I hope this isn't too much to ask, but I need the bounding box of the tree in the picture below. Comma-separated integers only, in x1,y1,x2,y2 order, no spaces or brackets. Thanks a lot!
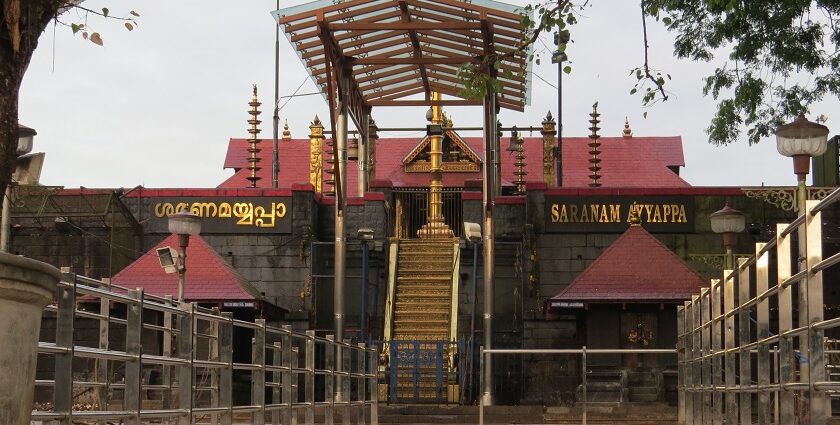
0,1,136,197
464,0,840,146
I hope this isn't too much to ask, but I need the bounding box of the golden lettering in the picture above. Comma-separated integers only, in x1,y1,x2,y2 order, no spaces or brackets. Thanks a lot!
599,204,609,223
275,202,287,218
643,204,653,222
570,205,579,222
662,205,671,222
590,204,600,222
175,203,189,213
652,205,662,223
233,202,254,225
551,204,559,223
218,202,232,218
559,204,568,222
579,204,589,222
610,205,621,223
154,202,175,218
190,202,218,217
678,204,687,223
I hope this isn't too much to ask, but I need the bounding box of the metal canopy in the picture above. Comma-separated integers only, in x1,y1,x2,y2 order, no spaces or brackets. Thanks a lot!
272,0,532,113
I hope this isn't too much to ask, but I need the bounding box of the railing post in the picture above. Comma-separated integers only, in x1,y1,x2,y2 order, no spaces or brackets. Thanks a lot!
737,257,751,425
177,303,195,425
389,342,397,402
162,295,174,413
272,342,283,425
776,223,795,424
755,243,771,425
253,318,267,425
677,305,685,425
478,346,484,425
291,346,300,425
210,308,221,425
96,278,111,424
684,300,694,425
125,289,144,425
701,288,712,425
54,270,75,425
723,270,737,425
805,199,828,425
582,345,587,425
343,338,352,425
305,331,315,425
326,335,336,425
369,348,378,425
710,279,723,425
220,312,233,425
691,295,701,425
282,325,293,425
358,343,367,425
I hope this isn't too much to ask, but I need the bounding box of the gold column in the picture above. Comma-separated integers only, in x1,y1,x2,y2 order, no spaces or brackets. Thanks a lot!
541,111,557,186
588,102,602,188
418,92,453,239
369,119,379,182
246,85,262,188
308,115,324,193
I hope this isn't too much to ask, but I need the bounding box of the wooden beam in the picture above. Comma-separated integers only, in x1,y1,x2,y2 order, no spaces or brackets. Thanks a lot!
351,55,478,65
328,21,482,31
399,0,431,100
367,99,482,107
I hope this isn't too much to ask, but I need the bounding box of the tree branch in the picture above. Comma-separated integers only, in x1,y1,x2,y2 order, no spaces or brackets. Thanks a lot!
640,0,667,101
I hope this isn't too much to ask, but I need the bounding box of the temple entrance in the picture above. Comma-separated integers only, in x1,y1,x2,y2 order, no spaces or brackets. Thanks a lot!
394,188,463,239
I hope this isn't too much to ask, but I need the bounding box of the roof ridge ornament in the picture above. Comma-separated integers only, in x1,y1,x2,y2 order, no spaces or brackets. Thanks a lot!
246,85,262,188
623,116,633,138
282,119,292,140
588,102,602,188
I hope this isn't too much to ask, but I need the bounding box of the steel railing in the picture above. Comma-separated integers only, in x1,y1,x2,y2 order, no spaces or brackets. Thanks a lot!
32,269,378,425
679,188,840,425
479,347,678,425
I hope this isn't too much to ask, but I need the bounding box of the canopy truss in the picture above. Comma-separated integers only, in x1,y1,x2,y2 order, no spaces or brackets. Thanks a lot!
273,0,532,117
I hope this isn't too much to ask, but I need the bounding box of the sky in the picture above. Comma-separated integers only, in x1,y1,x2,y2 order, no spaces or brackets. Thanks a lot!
18,0,840,189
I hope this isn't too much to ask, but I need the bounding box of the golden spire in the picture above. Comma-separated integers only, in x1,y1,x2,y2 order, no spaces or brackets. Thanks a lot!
246,85,262,187
623,117,633,138
588,102,602,188
282,119,292,140
541,110,557,186
514,134,527,194
308,115,324,192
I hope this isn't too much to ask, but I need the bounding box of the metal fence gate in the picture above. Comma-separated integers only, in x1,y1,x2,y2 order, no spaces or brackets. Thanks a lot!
393,189,462,239
679,187,840,425
378,340,464,403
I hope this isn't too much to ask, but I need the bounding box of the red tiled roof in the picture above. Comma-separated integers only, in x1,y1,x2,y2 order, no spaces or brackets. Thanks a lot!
551,225,707,303
112,234,262,302
220,134,688,189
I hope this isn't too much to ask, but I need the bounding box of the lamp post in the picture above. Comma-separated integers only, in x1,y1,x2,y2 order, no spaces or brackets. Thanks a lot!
775,112,829,414
710,203,745,270
168,211,202,302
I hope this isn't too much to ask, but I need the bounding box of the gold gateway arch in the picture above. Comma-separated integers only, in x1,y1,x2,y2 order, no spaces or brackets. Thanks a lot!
274,0,532,403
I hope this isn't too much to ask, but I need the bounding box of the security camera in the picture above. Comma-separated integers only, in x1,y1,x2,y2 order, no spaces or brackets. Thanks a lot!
156,247,180,274
357,228,375,241
463,222,481,244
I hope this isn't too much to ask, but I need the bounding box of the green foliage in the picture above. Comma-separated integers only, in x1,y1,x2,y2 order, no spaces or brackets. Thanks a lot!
62,5,140,46
647,0,840,145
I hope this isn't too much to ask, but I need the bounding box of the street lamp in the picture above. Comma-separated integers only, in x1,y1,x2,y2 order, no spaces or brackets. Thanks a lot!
776,112,829,206
710,203,745,269
168,210,201,302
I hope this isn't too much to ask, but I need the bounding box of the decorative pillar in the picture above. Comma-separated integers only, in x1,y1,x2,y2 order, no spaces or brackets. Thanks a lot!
369,119,379,182
541,111,557,186
308,115,324,193
418,92,453,238
323,123,336,196
514,134,527,194
246,85,262,187
0,254,60,425
588,102,602,188
282,119,292,140
623,117,633,138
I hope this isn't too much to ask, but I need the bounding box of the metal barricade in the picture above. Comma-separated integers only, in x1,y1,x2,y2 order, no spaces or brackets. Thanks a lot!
478,347,677,425
31,270,378,424
679,187,840,425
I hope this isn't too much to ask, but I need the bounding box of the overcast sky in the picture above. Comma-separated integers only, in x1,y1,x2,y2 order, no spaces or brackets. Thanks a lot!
18,0,840,189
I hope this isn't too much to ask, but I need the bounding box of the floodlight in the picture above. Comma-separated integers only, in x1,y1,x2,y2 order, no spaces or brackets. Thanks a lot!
463,222,482,244
156,246,180,274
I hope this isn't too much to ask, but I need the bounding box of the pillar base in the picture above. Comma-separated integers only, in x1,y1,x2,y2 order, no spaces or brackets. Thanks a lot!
417,221,453,239
0,253,60,425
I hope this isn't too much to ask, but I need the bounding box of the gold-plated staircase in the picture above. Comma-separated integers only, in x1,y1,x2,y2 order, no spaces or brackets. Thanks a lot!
382,238,460,402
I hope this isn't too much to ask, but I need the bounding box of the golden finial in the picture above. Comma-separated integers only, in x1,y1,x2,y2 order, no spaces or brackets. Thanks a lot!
246,84,262,187
514,134,527,194
588,102,602,188
623,117,633,138
628,203,642,226
282,119,292,140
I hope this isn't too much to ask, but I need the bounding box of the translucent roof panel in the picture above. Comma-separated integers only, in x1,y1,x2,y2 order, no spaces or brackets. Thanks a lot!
273,0,533,111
